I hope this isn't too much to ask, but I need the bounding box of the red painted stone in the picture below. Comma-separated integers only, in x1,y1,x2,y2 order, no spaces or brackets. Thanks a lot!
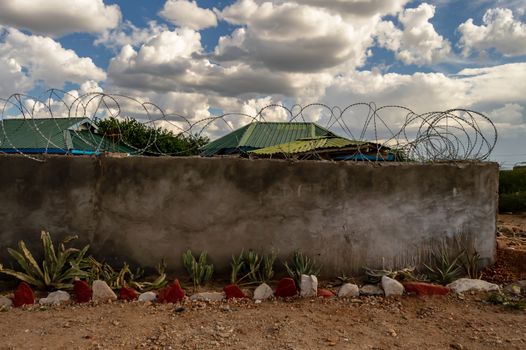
223,284,247,299
274,278,297,298
317,288,335,298
158,279,185,303
74,280,92,303
119,287,139,301
13,282,35,307
403,282,450,296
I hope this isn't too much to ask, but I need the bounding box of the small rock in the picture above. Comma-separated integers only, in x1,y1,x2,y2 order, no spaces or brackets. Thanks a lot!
300,274,318,297
190,292,225,302
92,280,117,302
253,283,273,300
13,282,35,307
174,306,185,313
403,282,450,296
158,279,185,303
360,284,384,296
450,342,464,350
338,283,360,298
138,291,157,302
0,295,13,308
74,280,92,303
223,284,246,299
447,278,500,294
381,276,404,297
119,287,139,301
39,291,70,305
317,289,334,298
274,278,297,298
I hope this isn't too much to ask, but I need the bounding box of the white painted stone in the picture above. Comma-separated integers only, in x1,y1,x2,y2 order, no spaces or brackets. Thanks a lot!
300,274,318,297
0,295,12,308
447,278,500,293
39,290,70,305
337,283,360,298
138,291,157,302
190,292,225,302
360,284,384,296
253,283,274,300
92,280,117,302
381,276,404,297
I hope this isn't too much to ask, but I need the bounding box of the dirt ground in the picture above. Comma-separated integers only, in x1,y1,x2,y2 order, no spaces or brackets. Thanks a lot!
1,214,525,350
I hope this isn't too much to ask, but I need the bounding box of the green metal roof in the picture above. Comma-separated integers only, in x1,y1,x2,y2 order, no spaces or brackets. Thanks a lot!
0,118,131,154
248,136,369,156
200,122,336,156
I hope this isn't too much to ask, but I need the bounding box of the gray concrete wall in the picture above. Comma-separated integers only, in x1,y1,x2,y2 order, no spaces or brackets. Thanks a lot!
0,155,498,276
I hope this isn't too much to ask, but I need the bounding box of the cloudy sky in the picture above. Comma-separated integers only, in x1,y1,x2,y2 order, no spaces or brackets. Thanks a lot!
0,0,525,166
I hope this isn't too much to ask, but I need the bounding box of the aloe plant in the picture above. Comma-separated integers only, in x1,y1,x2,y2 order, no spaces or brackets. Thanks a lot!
83,256,167,292
230,250,277,286
364,266,423,284
128,259,168,292
182,250,214,291
424,244,463,285
0,231,89,290
283,250,321,287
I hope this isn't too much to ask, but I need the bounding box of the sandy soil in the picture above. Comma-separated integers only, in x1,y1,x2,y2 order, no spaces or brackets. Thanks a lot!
1,294,525,350
1,214,525,350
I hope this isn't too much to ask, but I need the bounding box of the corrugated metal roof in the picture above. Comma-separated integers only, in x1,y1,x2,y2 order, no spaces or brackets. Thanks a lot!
200,122,335,156
0,118,88,150
248,136,369,155
0,118,131,154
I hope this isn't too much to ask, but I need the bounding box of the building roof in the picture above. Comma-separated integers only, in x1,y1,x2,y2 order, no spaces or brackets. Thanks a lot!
0,118,132,154
248,135,395,161
200,122,336,156
248,136,368,155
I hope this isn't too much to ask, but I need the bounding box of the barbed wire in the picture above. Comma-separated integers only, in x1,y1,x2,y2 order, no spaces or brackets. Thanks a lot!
0,90,497,163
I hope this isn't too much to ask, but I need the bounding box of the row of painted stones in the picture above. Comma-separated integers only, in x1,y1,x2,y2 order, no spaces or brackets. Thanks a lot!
0,276,500,309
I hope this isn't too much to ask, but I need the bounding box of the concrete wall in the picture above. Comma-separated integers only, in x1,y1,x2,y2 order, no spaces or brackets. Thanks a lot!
0,155,498,276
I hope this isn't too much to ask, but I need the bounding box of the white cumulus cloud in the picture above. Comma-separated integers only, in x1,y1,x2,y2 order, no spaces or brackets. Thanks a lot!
0,28,106,94
159,0,217,30
0,0,121,37
376,3,451,65
94,21,169,50
459,8,526,57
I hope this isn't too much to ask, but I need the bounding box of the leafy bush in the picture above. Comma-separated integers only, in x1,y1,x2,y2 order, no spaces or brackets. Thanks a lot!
182,250,214,291
230,250,277,286
487,292,526,310
96,117,209,156
283,250,321,287
499,193,526,213
499,169,526,213
500,168,526,194
0,231,89,290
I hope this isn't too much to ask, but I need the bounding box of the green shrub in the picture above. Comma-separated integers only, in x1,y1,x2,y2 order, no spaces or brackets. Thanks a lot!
499,192,526,213
499,169,526,213
487,292,526,310
500,168,526,194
